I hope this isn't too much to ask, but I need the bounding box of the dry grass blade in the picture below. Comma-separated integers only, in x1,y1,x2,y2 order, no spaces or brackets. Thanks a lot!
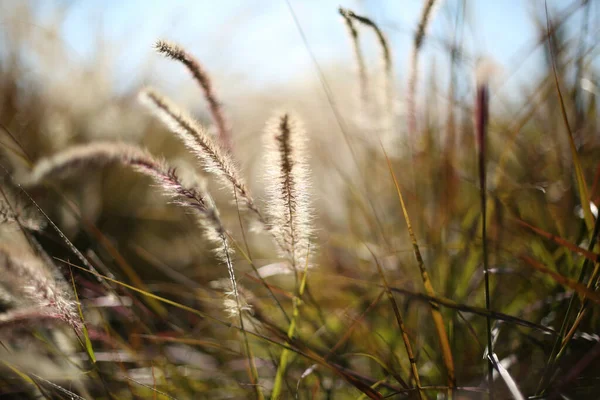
139,88,265,226
536,212,600,395
69,268,95,364
83,222,168,317
263,113,311,272
62,259,383,399
0,246,81,332
382,145,456,388
544,3,594,232
325,290,385,360
548,341,600,400
366,245,423,398
557,259,600,359
534,4,599,394
385,285,556,334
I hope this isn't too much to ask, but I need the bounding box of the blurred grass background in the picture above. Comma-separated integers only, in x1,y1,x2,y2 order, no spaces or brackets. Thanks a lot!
0,0,599,398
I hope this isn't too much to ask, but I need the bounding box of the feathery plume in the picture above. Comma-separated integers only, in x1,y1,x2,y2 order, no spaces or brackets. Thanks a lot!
139,88,266,227
211,278,254,318
0,308,71,332
154,40,232,152
0,246,81,332
26,142,246,323
0,183,46,231
263,113,312,270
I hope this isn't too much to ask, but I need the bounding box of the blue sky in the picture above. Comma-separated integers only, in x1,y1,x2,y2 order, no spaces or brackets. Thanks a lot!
18,0,594,102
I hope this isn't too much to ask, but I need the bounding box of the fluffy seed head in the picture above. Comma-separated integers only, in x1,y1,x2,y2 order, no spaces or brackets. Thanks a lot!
153,40,232,151
25,142,228,250
26,142,245,320
139,88,265,226
263,112,312,270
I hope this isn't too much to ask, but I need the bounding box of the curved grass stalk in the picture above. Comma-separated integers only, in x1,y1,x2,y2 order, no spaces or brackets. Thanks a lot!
154,40,232,152
139,88,267,228
382,145,456,390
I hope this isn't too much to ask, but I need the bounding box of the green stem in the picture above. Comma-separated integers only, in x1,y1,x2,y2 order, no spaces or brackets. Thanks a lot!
271,260,310,399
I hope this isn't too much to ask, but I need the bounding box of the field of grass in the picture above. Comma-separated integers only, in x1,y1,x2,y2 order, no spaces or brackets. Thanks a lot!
0,1,599,399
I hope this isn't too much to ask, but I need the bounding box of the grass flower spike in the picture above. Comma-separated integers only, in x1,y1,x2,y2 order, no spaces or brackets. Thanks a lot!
154,40,232,152
263,112,312,271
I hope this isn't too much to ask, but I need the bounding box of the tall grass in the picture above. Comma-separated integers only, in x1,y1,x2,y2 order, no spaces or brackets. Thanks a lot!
0,1,599,399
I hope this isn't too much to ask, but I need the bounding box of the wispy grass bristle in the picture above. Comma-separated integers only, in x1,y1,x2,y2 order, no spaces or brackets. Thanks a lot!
139,88,266,227
263,112,312,270
26,141,249,331
26,142,227,253
0,246,81,332
154,40,232,151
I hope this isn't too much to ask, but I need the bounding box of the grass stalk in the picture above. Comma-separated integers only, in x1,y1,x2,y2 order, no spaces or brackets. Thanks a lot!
475,76,494,398
271,256,310,399
382,145,455,390
366,245,423,398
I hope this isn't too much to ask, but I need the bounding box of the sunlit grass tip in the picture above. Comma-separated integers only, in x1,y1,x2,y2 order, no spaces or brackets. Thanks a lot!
154,39,232,151
263,112,312,270
138,88,266,227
